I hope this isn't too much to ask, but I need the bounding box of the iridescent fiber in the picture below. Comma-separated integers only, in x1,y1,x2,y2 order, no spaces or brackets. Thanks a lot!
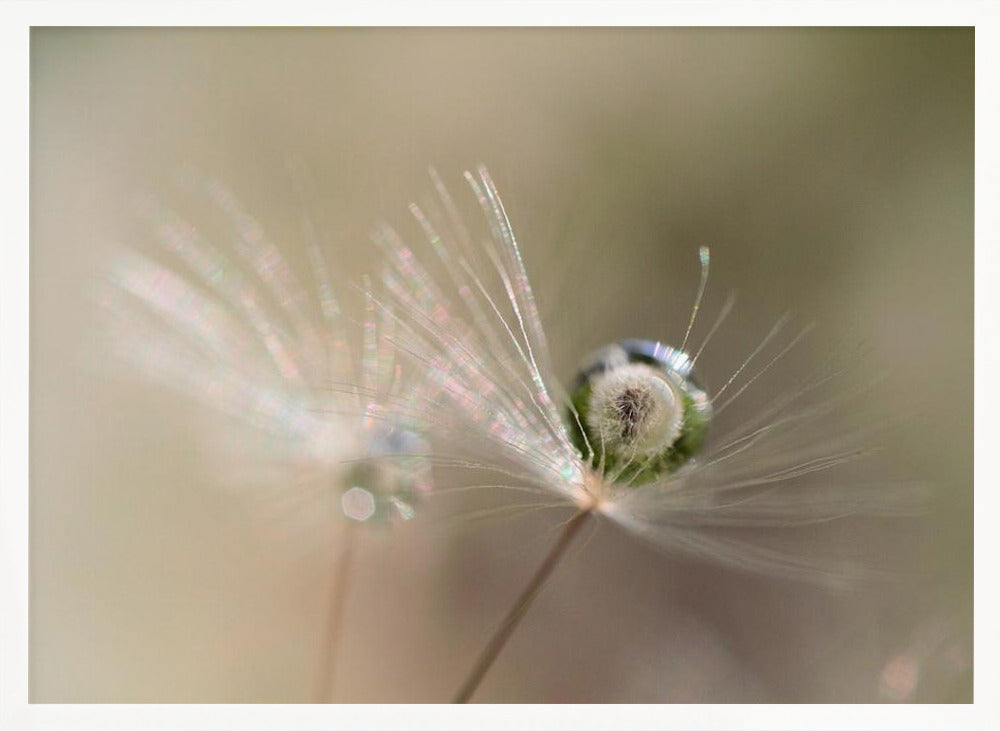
99,175,431,524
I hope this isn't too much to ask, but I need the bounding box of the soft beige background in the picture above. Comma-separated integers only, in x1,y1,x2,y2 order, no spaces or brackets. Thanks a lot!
31,28,972,702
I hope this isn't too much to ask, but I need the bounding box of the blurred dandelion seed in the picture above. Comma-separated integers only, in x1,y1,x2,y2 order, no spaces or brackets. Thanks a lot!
357,165,922,702
97,171,433,703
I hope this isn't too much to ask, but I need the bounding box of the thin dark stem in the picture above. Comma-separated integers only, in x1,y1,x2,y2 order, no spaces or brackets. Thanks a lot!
316,519,358,703
452,508,593,703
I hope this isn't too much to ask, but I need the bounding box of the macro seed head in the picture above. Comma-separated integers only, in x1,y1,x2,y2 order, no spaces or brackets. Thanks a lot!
569,339,712,486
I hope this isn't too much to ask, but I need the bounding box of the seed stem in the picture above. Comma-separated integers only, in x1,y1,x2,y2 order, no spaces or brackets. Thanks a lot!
452,508,593,703
316,519,358,703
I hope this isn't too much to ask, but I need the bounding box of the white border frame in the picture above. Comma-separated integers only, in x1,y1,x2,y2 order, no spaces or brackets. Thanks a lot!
1,3,994,730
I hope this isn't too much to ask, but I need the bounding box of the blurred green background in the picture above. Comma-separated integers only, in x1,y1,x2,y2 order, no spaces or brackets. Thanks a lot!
31,28,972,702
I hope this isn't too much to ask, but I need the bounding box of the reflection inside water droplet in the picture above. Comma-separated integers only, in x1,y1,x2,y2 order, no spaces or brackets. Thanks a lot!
341,486,377,522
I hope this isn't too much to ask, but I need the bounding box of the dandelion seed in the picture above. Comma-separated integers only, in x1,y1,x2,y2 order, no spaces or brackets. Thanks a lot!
100,175,432,524
96,172,433,702
358,165,922,702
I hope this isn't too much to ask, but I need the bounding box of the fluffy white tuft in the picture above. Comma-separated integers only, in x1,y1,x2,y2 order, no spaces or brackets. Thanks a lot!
586,363,684,457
